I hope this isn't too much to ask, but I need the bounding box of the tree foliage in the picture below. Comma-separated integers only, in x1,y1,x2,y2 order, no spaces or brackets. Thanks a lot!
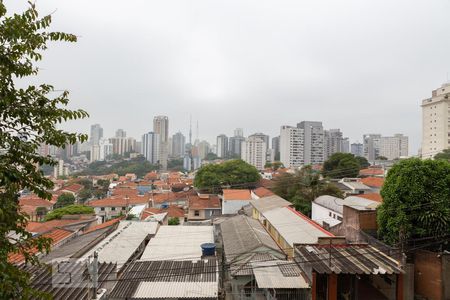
194,159,260,191
204,152,218,161
377,158,450,249
0,3,88,298
44,205,94,221
264,161,284,170
434,149,450,161
78,156,159,177
273,166,343,216
322,153,360,178
55,193,75,208
355,156,370,169
168,217,180,225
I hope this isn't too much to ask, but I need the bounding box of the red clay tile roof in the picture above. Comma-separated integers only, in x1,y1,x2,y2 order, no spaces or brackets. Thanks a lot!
258,178,274,189
150,191,190,204
84,217,122,234
26,219,92,233
359,168,384,176
222,189,252,200
360,177,384,188
8,228,73,264
60,183,84,193
253,187,275,198
87,195,149,207
141,206,185,220
357,193,383,202
19,196,54,208
188,195,221,209
112,187,139,197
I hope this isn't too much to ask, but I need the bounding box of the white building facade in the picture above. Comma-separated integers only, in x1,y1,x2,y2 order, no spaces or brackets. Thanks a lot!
280,126,304,168
241,136,267,170
421,83,450,159
142,132,160,164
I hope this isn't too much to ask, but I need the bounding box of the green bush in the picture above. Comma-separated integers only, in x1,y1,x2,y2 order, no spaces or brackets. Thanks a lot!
45,205,94,221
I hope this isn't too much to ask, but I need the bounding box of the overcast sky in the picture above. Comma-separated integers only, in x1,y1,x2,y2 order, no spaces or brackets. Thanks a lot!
6,0,450,154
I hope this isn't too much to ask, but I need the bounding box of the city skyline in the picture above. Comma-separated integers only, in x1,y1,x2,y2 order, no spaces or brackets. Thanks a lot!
7,1,450,155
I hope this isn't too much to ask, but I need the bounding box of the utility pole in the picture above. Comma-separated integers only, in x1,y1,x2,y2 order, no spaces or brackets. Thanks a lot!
88,251,99,297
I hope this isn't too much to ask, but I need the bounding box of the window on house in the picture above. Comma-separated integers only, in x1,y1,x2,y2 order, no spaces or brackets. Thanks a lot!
337,216,343,221
329,212,332,217
100,207,105,211
194,210,200,216
111,207,116,211
122,207,126,210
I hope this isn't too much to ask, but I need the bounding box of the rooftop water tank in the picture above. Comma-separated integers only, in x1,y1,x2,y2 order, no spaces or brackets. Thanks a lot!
201,243,216,257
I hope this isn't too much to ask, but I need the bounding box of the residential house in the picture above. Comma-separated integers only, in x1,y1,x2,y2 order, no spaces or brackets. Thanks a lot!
250,187,275,199
140,206,185,225
331,178,372,196
187,194,221,221
294,237,404,300
19,195,54,221
58,183,84,198
87,195,149,221
261,206,334,258
220,215,308,298
249,194,292,222
221,189,253,215
139,226,214,261
312,195,344,227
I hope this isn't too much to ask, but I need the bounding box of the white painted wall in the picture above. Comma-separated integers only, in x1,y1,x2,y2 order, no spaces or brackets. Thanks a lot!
311,203,342,227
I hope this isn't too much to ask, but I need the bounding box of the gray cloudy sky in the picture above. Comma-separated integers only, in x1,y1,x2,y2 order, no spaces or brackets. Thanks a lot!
7,0,450,154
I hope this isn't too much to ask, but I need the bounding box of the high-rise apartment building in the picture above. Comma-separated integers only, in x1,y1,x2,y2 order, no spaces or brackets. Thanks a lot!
109,137,136,156
421,83,450,159
280,126,304,168
153,116,169,170
234,128,244,137
324,129,345,159
197,141,210,159
342,138,350,153
249,133,269,150
142,132,160,164
271,136,280,160
297,121,324,165
216,134,228,158
98,139,113,161
229,136,245,157
171,132,186,158
90,124,103,146
115,129,126,138
351,143,364,157
379,134,409,160
241,136,267,170
363,134,381,161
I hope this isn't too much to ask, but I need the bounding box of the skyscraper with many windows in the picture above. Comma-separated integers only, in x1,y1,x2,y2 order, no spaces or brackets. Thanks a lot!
153,116,169,170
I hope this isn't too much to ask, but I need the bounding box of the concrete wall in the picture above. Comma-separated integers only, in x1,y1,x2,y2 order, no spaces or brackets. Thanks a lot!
414,250,443,300
311,203,342,227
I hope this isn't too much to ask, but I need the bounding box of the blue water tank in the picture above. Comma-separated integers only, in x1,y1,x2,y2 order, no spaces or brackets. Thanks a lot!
201,243,216,256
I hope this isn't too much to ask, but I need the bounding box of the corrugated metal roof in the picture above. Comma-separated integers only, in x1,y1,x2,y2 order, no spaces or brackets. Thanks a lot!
109,259,218,299
21,262,116,300
221,215,283,261
249,195,292,213
41,227,112,262
263,207,333,247
140,226,214,261
344,196,380,211
295,244,403,275
229,252,280,276
134,282,218,298
252,261,309,289
80,221,158,269
313,196,344,214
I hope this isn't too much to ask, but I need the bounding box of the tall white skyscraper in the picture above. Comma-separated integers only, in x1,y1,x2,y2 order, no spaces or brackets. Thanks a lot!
98,139,113,161
241,136,267,170
153,116,169,170
351,143,364,157
142,132,160,164
249,133,270,150
421,83,450,159
280,126,304,168
297,121,324,165
90,124,103,146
